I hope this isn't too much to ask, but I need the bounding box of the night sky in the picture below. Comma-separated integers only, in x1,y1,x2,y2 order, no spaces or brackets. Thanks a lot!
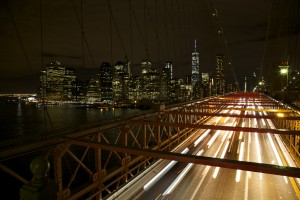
0,0,282,93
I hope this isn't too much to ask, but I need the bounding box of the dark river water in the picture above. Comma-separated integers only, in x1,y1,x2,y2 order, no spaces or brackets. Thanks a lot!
0,102,138,141
0,102,140,199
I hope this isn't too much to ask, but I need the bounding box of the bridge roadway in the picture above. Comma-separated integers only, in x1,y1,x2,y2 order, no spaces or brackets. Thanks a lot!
139,110,299,199
1,92,300,199
107,94,300,200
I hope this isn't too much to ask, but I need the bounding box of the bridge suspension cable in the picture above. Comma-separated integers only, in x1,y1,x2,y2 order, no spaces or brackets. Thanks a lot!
39,0,54,131
105,0,128,62
208,0,240,91
71,0,96,67
5,3,32,73
261,0,300,91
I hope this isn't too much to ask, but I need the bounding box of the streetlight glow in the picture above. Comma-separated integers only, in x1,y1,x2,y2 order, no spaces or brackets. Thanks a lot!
280,68,288,75
276,113,284,117
279,63,289,90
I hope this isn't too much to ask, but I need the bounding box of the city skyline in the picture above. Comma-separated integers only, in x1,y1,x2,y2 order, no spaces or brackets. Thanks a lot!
36,54,232,105
1,1,298,93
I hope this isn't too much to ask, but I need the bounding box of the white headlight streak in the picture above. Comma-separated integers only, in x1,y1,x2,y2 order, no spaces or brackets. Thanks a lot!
143,148,189,191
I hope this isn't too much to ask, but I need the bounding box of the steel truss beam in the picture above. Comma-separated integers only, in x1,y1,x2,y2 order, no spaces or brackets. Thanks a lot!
161,111,300,119
68,138,300,178
130,120,300,136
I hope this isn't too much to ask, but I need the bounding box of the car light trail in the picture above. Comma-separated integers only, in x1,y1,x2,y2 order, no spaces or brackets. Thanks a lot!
190,131,230,199
194,129,210,147
143,148,189,191
267,133,288,184
208,131,231,182
254,133,263,180
266,119,275,129
221,131,229,142
239,132,243,140
244,133,251,200
207,130,221,148
215,116,222,124
228,131,234,139
222,109,230,123
261,119,266,126
213,131,230,158
239,121,245,140
266,119,291,183
236,142,245,182
220,141,230,158
224,117,229,123
275,134,297,168
258,106,267,126
253,118,258,126
162,150,204,196
213,140,230,179
227,119,237,139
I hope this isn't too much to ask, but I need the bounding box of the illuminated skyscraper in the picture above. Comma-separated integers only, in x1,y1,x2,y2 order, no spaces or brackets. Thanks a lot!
86,74,101,103
201,72,209,97
165,61,173,79
216,54,225,95
124,56,131,77
161,62,173,102
191,39,199,85
141,60,152,74
141,60,160,100
100,62,113,103
64,68,76,100
201,73,209,85
112,61,129,102
40,61,76,101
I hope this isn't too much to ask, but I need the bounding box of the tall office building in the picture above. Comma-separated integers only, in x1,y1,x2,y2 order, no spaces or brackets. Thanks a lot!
128,76,142,101
124,56,131,77
216,54,225,95
112,61,129,102
186,75,192,84
141,60,152,74
140,60,160,100
169,78,180,103
74,79,87,102
165,61,173,79
191,39,199,85
202,73,209,85
86,74,101,103
64,68,76,101
100,62,113,103
40,61,75,101
161,62,172,101
201,72,209,97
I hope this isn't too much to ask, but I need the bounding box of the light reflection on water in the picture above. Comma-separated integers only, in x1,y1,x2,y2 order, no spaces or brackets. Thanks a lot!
0,103,137,141
0,103,141,200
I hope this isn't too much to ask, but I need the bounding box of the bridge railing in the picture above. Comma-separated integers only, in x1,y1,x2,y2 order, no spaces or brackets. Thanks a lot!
0,99,208,199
